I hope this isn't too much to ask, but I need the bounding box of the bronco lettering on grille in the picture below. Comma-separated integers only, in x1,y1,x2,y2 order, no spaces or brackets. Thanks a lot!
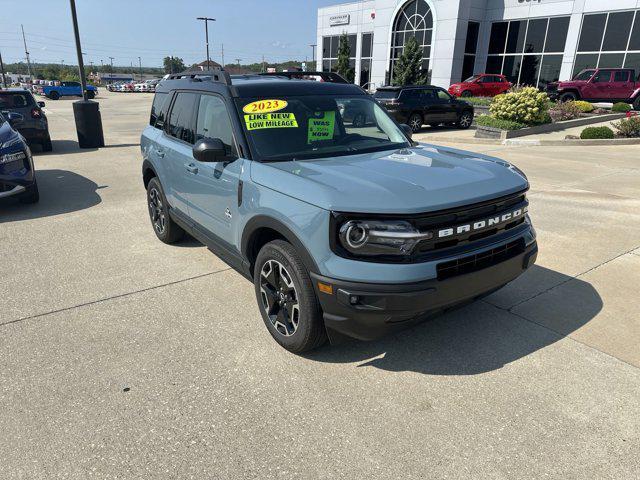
437,206,527,239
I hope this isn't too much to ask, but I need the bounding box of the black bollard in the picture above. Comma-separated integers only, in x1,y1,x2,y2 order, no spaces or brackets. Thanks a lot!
72,99,105,148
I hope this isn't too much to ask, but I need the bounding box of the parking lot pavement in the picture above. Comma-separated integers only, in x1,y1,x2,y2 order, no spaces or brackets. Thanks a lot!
1,91,639,479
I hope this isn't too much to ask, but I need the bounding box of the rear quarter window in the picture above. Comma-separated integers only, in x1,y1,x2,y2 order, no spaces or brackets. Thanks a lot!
150,92,170,129
374,90,400,100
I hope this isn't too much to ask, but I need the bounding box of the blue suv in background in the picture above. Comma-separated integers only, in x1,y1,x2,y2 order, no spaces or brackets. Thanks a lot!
0,110,39,204
141,70,537,353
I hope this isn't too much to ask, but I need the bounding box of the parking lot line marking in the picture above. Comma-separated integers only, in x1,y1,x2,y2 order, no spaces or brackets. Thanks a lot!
0,267,232,328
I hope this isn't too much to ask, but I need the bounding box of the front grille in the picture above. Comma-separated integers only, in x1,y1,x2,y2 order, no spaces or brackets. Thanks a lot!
437,239,525,281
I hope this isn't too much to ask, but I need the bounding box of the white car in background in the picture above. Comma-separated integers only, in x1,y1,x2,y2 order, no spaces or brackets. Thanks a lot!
134,79,159,92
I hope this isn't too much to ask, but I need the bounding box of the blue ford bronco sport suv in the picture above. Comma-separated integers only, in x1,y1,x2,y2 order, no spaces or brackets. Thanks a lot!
141,69,537,353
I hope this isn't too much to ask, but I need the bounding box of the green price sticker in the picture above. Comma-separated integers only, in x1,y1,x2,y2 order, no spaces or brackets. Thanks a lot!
308,111,335,143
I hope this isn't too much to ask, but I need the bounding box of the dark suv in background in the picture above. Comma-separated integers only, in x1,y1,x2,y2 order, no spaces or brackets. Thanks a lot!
0,89,52,151
374,85,474,133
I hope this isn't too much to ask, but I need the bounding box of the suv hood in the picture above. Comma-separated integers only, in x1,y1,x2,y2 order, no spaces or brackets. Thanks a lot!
251,144,528,214
557,80,587,88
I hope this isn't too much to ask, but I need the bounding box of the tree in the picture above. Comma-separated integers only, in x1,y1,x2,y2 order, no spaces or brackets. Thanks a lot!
163,56,186,74
335,33,354,83
392,36,426,86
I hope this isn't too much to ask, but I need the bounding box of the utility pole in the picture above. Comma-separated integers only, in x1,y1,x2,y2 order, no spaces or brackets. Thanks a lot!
309,44,317,70
196,17,216,70
109,56,114,80
262,55,265,73
0,50,7,88
235,58,241,67
138,56,142,81
21,25,33,82
221,43,224,67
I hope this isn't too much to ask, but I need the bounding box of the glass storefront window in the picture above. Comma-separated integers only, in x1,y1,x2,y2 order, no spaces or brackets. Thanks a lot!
602,11,634,51
389,0,433,82
487,16,569,87
578,14,606,52
573,54,599,78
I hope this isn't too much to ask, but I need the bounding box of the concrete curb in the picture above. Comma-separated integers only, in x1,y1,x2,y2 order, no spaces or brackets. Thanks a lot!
475,113,626,140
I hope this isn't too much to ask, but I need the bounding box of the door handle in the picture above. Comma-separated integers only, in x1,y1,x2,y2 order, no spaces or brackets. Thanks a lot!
155,148,165,158
185,163,199,175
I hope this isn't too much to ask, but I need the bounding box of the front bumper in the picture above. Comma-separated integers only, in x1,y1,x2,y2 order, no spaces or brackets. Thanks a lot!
312,239,538,341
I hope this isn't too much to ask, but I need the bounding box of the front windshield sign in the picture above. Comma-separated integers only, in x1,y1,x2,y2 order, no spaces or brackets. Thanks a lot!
237,95,409,161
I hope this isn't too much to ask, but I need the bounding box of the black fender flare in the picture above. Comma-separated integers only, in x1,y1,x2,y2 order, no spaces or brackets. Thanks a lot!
241,215,320,275
142,159,157,188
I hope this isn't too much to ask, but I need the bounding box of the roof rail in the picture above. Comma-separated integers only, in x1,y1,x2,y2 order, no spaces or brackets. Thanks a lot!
168,67,232,86
258,71,349,84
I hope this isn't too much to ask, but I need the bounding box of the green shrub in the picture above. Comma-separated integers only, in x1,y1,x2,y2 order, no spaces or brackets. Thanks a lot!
549,101,582,122
476,115,526,131
464,97,493,107
612,102,631,113
573,100,594,113
580,126,615,139
612,116,640,137
490,87,550,125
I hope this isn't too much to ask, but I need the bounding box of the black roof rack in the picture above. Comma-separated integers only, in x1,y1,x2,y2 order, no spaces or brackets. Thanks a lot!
258,71,349,84
168,67,232,86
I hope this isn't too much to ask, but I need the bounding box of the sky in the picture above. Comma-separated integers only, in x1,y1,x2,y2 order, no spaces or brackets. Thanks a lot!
0,0,340,68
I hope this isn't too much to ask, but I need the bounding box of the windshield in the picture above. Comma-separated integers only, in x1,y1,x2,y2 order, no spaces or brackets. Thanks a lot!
236,95,409,161
573,70,596,81
464,75,481,82
0,92,35,108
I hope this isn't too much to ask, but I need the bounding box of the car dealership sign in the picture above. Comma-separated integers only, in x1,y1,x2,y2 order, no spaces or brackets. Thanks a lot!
329,14,350,26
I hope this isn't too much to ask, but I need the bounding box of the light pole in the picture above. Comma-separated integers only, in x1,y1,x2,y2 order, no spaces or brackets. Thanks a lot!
0,50,7,88
196,17,216,70
21,25,33,82
309,44,317,71
69,0,104,148
108,56,114,81
138,56,142,82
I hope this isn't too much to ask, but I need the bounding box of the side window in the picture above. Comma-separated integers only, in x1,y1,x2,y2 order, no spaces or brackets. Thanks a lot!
480,76,493,83
167,92,198,144
592,70,613,83
436,89,452,101
150,92,169,129
421,89,437,101
195,95,237,156
614,71,630,82
401,90,418,100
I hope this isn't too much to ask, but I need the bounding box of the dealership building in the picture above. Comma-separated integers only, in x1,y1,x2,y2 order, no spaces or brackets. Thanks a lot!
316,0,640,90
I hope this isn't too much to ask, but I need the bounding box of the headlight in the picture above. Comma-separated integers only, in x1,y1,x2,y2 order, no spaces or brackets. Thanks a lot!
1,137,23,149
338,219,433,257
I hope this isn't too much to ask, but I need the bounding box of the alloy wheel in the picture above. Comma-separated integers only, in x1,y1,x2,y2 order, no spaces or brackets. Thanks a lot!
409,114,422,132
259,259,300,337
459,113,473,128
148,187,166,235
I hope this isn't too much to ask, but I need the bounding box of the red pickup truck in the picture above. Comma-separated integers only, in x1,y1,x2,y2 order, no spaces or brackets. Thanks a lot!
547,68,640,109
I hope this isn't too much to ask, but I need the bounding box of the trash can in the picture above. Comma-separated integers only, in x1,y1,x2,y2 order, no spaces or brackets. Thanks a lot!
72,100,105,148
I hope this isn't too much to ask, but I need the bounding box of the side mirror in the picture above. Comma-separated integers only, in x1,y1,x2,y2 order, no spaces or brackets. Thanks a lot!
192,137,236,163
400,124,413,140
6,112,24,125
38,101,46,108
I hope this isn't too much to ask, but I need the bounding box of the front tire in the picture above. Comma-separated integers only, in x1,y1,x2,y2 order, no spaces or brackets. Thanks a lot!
19,181,39,204
457,111,474,129
146,177,184,244
633,96,640,111
86,90,95,99
254,240,327,353
408,112,423,133
461,90,473,98
48,91,60,100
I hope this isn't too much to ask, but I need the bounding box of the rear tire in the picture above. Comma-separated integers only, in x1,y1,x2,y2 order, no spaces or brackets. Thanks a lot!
408,112,423,133
19,181,39,204
86,90,95,99
146,177,184,244
633,96,640,111
48,91,60,100
41,136,53,152
254,240,327,353
559,92,578,103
